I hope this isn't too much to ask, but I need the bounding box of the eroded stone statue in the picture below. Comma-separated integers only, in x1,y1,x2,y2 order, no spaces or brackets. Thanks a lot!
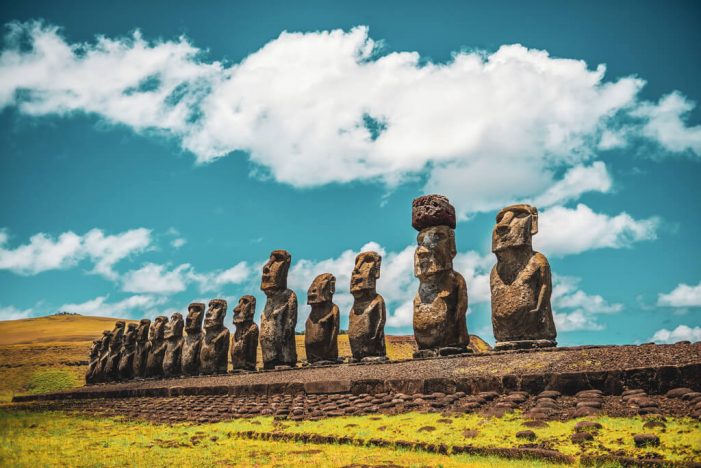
94,330,112,383
85,339,101,384
412,195,469,357
231,295,259,371
348,251,387,362
260,250,298,369
104,321,126,381
163,312,184,377
145,316,168,378
132,318,151,378
199,299,230,374
117,323,137,380
181,303,205,376
490,204,556,350
305,273,340,364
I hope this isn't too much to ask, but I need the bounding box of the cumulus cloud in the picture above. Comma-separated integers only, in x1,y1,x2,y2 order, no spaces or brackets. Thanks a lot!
0,227,152,278
2,23,700,216
59,294,166,317
552,275,623,331
657,281,701,308
0,305,35,321
121,261,251,294
650,325,701,344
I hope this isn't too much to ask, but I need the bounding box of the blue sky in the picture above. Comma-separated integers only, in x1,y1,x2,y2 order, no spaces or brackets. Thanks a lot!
1,0,700,346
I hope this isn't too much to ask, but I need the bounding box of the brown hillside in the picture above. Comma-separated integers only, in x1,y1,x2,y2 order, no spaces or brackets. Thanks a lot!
0,315,140,345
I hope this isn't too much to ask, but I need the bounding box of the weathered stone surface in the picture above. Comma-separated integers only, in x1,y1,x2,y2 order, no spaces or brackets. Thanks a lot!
117,323,137,381
412,196,469,354
163,312,184,378
132,319,151,378
85,339,101,384
199,299,230,375
516,430,536,440
666,387,693,399
348,251,387,361
181,303,204,376
491,204,556,350
231,295,259,371
633,433,660,447
260,250,297,369
305,273,339,363
104,321,125,382
93,330,113,383
145,316,167,378
571,432,594,443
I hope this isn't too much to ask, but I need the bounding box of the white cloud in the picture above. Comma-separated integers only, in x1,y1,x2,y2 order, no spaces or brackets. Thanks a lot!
534,204,658,257
171,238,187,249
0,227,152,278
650,325,701,344
552,275,623,331
194,262,252,292
59,294,166,318
2,23,700,216
657,281,701,308
121,260,251,294
0,305,35,321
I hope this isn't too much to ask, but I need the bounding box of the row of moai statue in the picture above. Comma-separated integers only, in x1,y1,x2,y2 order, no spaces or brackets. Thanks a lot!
86,195,557,383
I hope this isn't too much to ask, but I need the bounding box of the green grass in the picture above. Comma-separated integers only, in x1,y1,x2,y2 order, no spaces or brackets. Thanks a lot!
23,369,80,395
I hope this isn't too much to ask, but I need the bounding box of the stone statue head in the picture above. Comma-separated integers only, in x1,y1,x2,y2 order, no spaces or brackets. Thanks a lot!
123,323,137,347
109,321,126,349
90,339,100,357
164,312,184,340
492,204,538,253
136,319,151,343
100,330,112,351
351,251,382,294
185,302,205,334
149,316,168,341
233,295,256,324
204,299,227,330
414,225,456,279
261,250,291,293
308,273,335,305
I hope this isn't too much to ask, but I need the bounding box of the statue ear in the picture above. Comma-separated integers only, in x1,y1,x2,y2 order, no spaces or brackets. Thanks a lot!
449,229,457,257
329,277,336,295
529,206,539,235
374,257,382,279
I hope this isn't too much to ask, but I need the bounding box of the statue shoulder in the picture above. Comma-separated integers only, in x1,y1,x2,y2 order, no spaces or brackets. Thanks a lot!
531,251,551,269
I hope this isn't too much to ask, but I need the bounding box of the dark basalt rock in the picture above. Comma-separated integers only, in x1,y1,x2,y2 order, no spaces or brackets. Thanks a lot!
412,194,456,231
348,251,387,361
260,250,297,369
181,303,204,376
199,299,230,375
231,295,259,371
117,323,137,380
132,319,151,378
163,312,184,378
305,273,339,363
633,433,660,447
103,321,125,382
145,316,167,378
85,339,101,384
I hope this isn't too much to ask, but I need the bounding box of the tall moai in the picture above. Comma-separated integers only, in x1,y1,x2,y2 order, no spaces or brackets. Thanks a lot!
231,295,259,371
117,323,137,380
348,251,387,362
259,250,298,369
304,273,340,364
93,330,112,383
412,195,469,358
145,316,168,378
490,204,556,350
199,299,230,375
132,318,151,378
103,321,126,381
181,303,205,376
85,339,101,384
163,312,185,377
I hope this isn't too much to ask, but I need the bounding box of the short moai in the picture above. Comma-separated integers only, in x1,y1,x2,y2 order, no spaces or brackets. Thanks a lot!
117,323,137,381
132,318,151,378
93,330,112,383
412,194,470,358
199,299,230,375
490,204,556,350
103,321,126,381
181,303,205,376
348,251,387,362
162,312,185,377
85,339,101,384
144,316,168,378
305,273,340,364
230,295,259,371
260,250,298,369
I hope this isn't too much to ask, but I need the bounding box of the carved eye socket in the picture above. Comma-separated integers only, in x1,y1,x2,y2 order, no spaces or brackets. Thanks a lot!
515,211,528,219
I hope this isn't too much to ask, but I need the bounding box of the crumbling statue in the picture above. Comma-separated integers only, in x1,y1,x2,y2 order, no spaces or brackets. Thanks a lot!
163,312,184,377
181,303,205,376
103,321,126,381
260,250,298,369
348,251,387,362
199,299,230,374
145,316,168,378
132,318,151,378
117,323,137,380
490,204,556,350
230,295,259,371
85,339,101,384
93,330,112,383
305,273,340,364
412,195,469,357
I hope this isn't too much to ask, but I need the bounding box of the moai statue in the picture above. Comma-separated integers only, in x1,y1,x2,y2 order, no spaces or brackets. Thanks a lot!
145,316,168,378
230,295,259,371
132,318,151,378
260,250,298,369
103,321,126,381
490,204,556,350
199,299,230,375
93,330,112,383
348,251,387,362
117,323,137,381
85,339,101,384
163,312,185,378
181,303,205,376
412,195,470,358
305,273,340,364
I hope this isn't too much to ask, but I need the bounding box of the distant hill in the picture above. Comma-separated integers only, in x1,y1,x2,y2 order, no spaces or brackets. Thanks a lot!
0,315,139,345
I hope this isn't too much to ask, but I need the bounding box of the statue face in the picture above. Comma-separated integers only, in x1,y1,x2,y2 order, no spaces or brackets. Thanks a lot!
414,225,455,279
136,319,151,343
185,303,205,333
100,331,112,351
164,313,184,339
492,204,538,253
149,316,167,341
109,321,126,348
261,250,291,293
308,273,335,305
351,251,381,294
233,295,256,323
123,324,137,346
204,300,227,330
